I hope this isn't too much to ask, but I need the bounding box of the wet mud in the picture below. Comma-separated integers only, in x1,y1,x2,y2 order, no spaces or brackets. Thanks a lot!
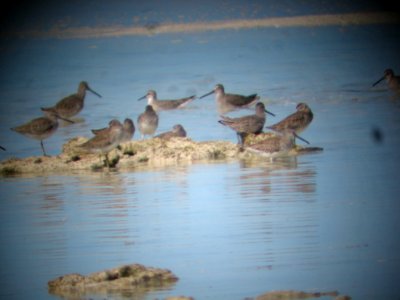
0,134,323,176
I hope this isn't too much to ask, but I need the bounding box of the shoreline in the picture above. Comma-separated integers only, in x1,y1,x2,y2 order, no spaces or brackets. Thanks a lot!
6,12,400,39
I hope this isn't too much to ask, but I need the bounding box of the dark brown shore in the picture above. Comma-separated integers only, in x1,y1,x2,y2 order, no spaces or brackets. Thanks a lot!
0,134,323,176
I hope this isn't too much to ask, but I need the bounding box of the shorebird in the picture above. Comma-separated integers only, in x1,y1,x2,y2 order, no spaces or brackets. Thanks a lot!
218,102,275,145
155,124,187,140
11,111,74,156
92,118,135,142
137,105,159,139
138,90,196,111
267,103,313,144
121,118,135,142
373,69,400,91
247,132,296,154
79,119,123,167
200,84,259,114
41,81,102,118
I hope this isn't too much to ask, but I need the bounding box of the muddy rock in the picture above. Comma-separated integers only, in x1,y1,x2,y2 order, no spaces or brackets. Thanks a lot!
48,263,178,299
0,135,323,175
253,290,339,300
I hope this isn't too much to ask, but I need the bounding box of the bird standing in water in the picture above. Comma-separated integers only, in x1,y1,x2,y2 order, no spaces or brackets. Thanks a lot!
373,69,400,91
41,81,102,119
11,111,74,156
138,90,196,111
200,84,260,114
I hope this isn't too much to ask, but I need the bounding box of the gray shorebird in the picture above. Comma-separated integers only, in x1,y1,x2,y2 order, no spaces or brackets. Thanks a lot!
79,119,123,167
373,69,400,91
200,84,260,114
11,111,74,156
137,105,159,139
218,102,275,145
138,90,196,111
92,118,135,142
155,124,187,140
267,103,313,144
121,118,135,142
41,81,102,118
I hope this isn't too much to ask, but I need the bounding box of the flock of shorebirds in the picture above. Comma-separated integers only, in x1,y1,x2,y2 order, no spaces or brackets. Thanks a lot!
5,68,400,162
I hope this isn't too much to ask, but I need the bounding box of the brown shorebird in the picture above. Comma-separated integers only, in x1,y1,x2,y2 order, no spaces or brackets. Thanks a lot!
92,118,135,142
218,102,275,145
267,103,313,144
11,111,74,156
373,69,400,91
247,132,296,154
41,81,102,118
137,105,159,139
79,119,123,167
138,90,196,111
200,84,260,114
155,124,187,140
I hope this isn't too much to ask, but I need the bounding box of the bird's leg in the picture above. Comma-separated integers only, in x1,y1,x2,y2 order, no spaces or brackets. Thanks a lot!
40,140,48,157
294,133,310,145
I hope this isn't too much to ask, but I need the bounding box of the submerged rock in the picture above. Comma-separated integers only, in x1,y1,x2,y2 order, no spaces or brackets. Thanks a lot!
48,263,178,299
0,135,323,175
253,290,339,300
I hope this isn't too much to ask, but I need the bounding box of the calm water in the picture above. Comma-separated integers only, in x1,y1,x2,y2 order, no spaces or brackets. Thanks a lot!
1,20,400,300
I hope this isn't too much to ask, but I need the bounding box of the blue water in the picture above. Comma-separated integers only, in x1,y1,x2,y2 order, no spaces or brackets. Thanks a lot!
1,11,400,300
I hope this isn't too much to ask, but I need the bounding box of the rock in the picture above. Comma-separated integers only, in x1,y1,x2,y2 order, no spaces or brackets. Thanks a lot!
254,290,339,300
48,263,178,299
164,297,194,300
0,136,323,175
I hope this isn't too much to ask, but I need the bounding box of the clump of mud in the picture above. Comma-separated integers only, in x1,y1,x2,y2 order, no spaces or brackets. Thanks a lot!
0,135,323,176
48,263,178,299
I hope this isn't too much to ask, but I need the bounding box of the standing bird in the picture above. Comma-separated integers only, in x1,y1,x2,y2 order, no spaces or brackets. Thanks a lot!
137,105,159,139
91,118,135,142
11,111,74,156
79,119,123,167
373,69,400,91
267,103,313,144
218,102,275,145
138,90,196,111
200,84,259,114
121,118,135,142
41,81,102,118
155,124,187,140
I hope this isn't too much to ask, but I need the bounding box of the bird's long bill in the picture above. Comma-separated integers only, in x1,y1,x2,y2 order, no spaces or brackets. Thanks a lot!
88,87,102,98
57,115,75,124
372,76,385,87
265,109,275,117
138,95,147,101
199,90,215,99
294,132,310,144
